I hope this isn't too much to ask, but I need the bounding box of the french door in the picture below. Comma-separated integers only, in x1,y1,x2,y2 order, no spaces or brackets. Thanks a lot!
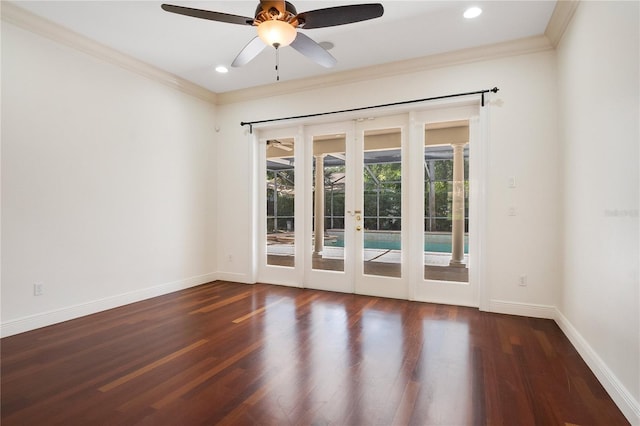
257,103,482,306
304,115,408,299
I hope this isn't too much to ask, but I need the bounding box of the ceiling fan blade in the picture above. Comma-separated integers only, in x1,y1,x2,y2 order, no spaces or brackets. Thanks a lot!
161,4,254,26
290,33,336,68
232,37,266,67
296,4,383,29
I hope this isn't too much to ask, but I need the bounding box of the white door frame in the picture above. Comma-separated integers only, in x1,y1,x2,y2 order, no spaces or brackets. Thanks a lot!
256,125,304,288
410,104,484,307
352,114,409,300
303,121,355,294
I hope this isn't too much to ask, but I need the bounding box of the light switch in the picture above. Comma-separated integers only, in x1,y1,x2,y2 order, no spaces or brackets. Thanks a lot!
508,176,516,188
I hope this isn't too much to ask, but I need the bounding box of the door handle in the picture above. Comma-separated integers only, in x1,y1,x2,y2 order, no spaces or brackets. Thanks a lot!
356,225,362,231
356,214,361,221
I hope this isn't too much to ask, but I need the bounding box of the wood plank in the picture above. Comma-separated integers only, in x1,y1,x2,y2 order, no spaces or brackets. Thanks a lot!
99,339,209,392
151,339,264,409
231,296,287,323
189,291,251,314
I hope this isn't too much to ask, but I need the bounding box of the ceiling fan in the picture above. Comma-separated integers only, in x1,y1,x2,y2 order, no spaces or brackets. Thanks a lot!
267,139,293,151
161,1,384,70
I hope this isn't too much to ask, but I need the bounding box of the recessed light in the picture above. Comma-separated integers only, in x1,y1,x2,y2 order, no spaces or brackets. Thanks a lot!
215,65,229,73
463,6,482,19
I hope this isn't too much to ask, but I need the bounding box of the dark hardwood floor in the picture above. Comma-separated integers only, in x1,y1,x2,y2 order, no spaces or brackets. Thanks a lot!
1,281,629,425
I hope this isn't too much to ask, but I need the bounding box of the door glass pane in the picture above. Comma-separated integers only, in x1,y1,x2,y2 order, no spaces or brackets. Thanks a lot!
266,138,295,267
312,134,346,271
363,128,402,278
424,123,469,282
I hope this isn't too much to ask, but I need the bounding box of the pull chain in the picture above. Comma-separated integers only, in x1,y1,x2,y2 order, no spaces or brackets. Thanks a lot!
274,44,280,81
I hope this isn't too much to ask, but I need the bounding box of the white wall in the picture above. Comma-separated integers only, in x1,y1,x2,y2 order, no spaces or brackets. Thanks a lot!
1,21,218,336
557,1,639,422
216,47,562,313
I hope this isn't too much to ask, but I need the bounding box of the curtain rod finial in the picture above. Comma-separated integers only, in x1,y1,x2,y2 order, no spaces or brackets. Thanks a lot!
240,122,253,134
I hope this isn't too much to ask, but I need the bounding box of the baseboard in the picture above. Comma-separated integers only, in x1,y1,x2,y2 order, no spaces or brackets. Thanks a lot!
0,272,218,338
488,299,556,319
215,271,255,284
414,295,479,309
554,308,640,425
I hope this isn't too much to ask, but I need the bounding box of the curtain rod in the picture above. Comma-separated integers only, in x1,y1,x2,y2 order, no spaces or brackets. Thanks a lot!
240,87,498,133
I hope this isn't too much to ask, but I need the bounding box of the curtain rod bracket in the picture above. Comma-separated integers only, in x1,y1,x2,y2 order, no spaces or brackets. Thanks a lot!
482,87,499,107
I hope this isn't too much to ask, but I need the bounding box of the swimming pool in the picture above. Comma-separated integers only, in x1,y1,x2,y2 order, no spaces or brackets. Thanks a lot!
325,231,468,253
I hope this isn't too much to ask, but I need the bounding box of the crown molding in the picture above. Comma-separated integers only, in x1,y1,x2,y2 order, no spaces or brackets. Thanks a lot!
1,2,217,104
217,35,553,105
545,0,580,47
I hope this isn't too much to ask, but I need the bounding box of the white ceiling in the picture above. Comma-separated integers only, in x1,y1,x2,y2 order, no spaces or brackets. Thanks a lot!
12,1,557,94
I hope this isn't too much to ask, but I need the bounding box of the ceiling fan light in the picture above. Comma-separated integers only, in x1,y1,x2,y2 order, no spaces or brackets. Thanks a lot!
257,20,297,48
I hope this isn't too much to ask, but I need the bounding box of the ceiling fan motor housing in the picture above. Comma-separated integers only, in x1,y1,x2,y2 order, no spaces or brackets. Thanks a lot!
254,1,300,26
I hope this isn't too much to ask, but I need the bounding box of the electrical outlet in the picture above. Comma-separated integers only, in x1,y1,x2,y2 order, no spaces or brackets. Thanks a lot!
519,275,527,286
34,282,44,296
227,254,233,263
